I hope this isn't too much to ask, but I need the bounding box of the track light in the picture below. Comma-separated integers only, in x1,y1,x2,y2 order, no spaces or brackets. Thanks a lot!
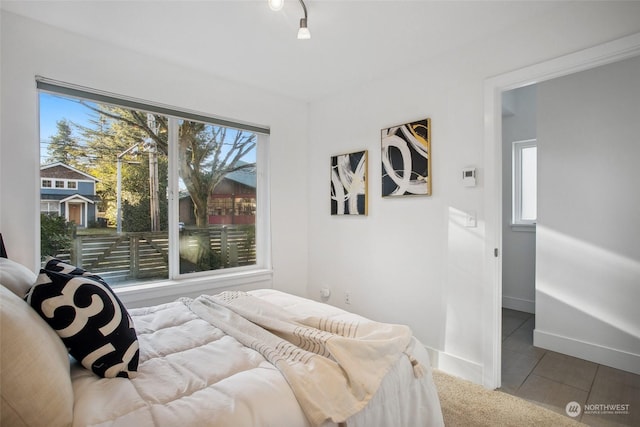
269,0,311,40
297,17,310,40
296,0,310,40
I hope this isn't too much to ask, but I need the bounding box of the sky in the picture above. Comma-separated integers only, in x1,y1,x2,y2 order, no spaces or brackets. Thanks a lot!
39,92,257,165
39,93,92,162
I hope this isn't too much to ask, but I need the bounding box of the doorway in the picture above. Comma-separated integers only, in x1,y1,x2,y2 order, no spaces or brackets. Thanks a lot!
67,203,82,226
500,85,537,389
501,86,537,314
482,32,640,390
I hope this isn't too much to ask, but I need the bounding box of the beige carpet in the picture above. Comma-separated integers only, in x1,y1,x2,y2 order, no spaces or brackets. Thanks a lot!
432,370,586,426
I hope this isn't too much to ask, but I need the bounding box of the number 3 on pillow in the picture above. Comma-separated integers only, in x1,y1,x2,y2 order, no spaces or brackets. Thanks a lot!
25,259,139,379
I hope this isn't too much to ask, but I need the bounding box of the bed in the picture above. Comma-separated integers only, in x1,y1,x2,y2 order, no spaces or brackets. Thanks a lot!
0,255,444,427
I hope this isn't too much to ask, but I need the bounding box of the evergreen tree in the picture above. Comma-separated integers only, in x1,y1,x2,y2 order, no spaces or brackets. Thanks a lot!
79,106,168,230
46,119,83,167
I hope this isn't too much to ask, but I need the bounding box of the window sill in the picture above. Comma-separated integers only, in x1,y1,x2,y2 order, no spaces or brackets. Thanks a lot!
511,223,536,232
115,268,273,308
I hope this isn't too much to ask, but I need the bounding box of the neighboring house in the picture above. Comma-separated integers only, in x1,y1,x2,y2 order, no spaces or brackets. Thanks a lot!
40,162,100,228
179,167,256,226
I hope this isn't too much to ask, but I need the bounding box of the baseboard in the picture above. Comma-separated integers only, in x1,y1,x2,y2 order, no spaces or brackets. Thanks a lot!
534,329,640,375
425,346,484,385
502,295,535,313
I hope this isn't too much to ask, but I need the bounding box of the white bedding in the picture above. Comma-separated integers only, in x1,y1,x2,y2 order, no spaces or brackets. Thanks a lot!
70,289,443,427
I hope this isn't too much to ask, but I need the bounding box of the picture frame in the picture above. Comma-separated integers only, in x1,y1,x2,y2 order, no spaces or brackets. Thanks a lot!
381,118,431,197
330,150,368,215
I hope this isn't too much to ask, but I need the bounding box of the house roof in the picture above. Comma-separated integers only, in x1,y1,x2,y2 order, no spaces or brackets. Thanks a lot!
59,194,96,204
41,193,100,203
225,167,256,189
178,165,257,199
40,162,99,182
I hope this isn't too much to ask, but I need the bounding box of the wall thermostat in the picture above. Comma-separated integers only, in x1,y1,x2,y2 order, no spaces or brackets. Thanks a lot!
462,168,477,187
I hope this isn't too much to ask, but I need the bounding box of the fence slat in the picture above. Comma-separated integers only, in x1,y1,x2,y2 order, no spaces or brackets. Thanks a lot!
50,225,255,284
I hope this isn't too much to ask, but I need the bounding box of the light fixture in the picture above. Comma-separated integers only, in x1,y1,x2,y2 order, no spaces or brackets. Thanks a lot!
297,17,311,40
268,0,311,40
268,0,284,11
296,0,310,40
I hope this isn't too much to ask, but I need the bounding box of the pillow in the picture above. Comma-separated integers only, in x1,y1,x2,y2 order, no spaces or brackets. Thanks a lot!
25,259,139,378
0,285,74,427
0,257,36,297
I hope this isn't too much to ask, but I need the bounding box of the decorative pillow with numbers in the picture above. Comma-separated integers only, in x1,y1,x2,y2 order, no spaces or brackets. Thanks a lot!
25,259,139,378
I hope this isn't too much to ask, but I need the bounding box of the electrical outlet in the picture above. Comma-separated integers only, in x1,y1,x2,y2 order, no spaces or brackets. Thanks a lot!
345,292,351,305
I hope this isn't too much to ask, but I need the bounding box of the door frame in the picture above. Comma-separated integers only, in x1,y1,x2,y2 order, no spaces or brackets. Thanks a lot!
482,32,640,389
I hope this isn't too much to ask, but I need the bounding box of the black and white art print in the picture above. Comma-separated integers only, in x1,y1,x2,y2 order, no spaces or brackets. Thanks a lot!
381,118,431,197
330,150,368,215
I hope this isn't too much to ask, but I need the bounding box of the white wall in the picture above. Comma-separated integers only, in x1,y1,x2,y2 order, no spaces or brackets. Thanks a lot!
535,55,640,374
501,86,536,313
0,11,309,298
307,3,640,382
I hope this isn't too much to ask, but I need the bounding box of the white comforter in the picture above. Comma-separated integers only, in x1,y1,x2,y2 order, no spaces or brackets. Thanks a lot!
70,289,443,427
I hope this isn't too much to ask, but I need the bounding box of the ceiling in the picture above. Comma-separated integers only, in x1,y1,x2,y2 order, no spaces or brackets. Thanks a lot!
1,0,565,102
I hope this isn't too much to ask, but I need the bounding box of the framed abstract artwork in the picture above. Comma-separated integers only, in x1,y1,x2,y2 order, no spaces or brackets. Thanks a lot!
330,150,368,215
381,118,431,197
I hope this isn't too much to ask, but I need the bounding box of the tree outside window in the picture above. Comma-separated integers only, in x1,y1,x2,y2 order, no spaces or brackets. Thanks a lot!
39,91,263,284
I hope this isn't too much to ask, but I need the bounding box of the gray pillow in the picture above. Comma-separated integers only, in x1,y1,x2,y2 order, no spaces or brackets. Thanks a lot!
0,257,36,297
0,285,74,427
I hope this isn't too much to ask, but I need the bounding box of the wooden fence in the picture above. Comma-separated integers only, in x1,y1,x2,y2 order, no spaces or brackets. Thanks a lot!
51,225,256,284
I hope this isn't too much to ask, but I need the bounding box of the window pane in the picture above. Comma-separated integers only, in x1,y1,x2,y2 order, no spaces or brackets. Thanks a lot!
39,88,265,287
39,93,169,284
520,146,537,221
177,120,257,274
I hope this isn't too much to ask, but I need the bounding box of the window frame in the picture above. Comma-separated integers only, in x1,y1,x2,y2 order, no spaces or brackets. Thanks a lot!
512,138,537,228
37,78,273,300
40,201,60,214
41,178,80,189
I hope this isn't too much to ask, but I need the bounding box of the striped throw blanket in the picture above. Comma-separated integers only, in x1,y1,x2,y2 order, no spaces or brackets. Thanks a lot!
186,291,419,427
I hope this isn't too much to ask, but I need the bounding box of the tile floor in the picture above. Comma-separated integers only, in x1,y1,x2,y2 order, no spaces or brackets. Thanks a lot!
500,308,640,426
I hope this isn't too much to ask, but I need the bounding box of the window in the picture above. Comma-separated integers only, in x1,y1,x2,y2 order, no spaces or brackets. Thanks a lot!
512,139,537,226
40,201,60,214
38,78,269,287
42,179,52,188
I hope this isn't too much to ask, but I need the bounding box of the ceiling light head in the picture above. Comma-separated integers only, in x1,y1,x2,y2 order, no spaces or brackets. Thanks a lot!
270,0,311,40
297,18,311,40
268,0,284,11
